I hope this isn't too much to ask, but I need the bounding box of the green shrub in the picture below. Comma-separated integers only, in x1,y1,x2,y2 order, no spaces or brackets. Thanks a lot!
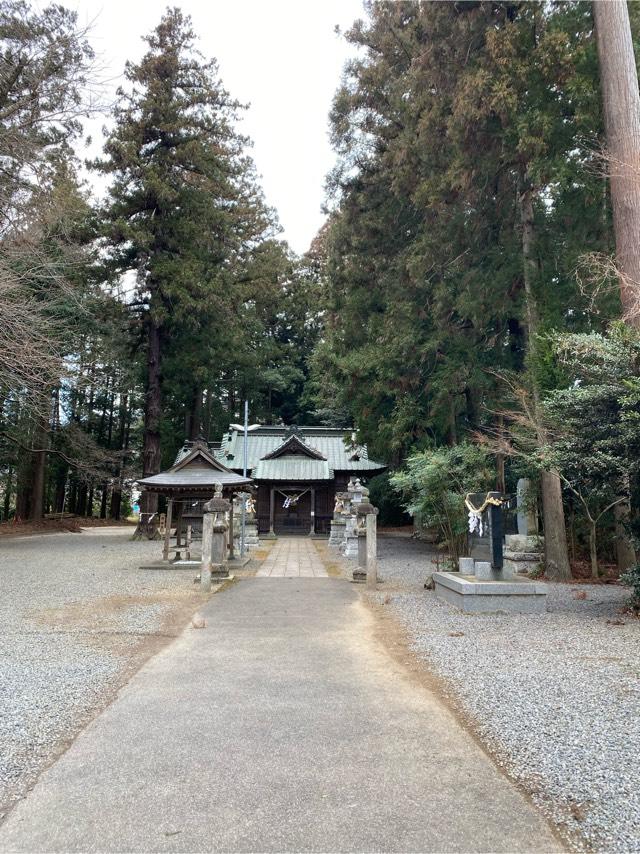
390,443,493,563
367,472,411,527
620,564,640,611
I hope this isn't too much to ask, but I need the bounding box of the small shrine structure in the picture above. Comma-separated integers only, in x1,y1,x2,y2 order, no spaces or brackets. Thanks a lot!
137,438,252,563
216,425,386,536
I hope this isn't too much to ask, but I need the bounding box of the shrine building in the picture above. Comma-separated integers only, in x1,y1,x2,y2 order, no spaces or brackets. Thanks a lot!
215,425,386,536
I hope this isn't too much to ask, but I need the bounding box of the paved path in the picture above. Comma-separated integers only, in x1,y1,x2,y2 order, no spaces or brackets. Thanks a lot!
0,574,560,852
256,536,328,577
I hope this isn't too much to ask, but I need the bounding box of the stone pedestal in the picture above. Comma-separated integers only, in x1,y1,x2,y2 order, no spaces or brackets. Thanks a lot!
434,554,547,613
353,531,367,583
433,572,548,614
504,534,544,575
331,491,350,550
211,524,230,579
474,559,514,581
329,518,346,548
233,494,259,554
343,515,359,559
458,556,475,574
245,518,259,547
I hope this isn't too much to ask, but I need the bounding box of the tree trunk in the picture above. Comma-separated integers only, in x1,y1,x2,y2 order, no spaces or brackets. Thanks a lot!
594,0,640,327
76,483,87,517
614,495,636,571
100,484,108,519
495,414,506,493
540,470,572,581
520,185,572,581
29,418,47,522
140,320,162,515
3,465,12,520
109,391,129,521
68,476,77,514
589,518,599,579
447,396,457,446
54,467,68,513
187,386,202,440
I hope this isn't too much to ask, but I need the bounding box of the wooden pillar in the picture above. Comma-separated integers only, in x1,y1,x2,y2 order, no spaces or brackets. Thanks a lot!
309,487,315,536
175,500,183,547
228,496,235,560
163,498,173,561
269,487,275,536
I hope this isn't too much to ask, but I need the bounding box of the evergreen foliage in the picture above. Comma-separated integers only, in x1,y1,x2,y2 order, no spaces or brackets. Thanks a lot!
390,443,493,563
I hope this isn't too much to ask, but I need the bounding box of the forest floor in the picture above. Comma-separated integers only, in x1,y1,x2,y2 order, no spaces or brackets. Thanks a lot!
333,536,639,852
0,527,220,821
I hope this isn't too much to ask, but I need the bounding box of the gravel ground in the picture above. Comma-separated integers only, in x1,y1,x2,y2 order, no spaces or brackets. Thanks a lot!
356,537,639,852
0,529,209,819
374,535,442,589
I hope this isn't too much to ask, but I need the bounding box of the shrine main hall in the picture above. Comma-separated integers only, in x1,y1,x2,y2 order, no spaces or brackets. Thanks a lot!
215,425,385,536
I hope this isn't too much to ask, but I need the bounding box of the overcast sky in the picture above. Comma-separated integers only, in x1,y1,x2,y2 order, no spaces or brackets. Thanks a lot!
61,0,364,255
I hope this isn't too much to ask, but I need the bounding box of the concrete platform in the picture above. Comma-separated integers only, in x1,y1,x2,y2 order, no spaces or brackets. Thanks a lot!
433,572,548,614
140,556,250,571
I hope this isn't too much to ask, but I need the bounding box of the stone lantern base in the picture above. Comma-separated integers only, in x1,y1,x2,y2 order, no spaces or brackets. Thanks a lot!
503,534,544,575
329,518,346,548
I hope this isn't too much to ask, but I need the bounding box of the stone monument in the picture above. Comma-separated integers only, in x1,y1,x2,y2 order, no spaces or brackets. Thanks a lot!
433,490,547,613
504,478,544,574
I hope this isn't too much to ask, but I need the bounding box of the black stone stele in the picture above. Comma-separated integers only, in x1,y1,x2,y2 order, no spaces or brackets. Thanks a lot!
487,493,504,571
466,491,507,571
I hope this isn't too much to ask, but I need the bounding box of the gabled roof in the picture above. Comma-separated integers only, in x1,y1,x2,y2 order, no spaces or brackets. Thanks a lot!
173,442,233,473
216,425,386,474
261,433,326,461
138,439,252,493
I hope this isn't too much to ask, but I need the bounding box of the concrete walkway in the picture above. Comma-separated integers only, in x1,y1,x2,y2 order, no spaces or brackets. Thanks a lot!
256,536,328,577
0,579,560,852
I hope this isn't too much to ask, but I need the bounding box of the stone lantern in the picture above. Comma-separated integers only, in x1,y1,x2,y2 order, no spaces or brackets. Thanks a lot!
200,484,231,590
343,477,369,559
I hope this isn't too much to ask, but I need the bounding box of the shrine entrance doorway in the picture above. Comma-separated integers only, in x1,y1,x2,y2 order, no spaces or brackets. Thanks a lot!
256,484,333,536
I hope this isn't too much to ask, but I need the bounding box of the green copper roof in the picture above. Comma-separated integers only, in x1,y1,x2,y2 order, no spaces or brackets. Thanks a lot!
252,457,333,482
217,426,385,474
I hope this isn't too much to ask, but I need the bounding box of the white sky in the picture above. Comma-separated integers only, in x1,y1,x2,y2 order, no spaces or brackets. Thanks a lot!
61,0,364,255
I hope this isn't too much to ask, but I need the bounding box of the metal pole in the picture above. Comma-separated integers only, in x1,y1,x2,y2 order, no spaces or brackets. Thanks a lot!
241,399,248,557
366,512,378,589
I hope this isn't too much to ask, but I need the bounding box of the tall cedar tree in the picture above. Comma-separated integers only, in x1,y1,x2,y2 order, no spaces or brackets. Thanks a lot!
94,9,273,513
0,1,96,520
316,1,620,578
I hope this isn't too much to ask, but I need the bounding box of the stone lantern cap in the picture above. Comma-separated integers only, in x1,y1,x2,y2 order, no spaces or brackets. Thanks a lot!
356,502,378,515
204,496,231,513
204,484,231,513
